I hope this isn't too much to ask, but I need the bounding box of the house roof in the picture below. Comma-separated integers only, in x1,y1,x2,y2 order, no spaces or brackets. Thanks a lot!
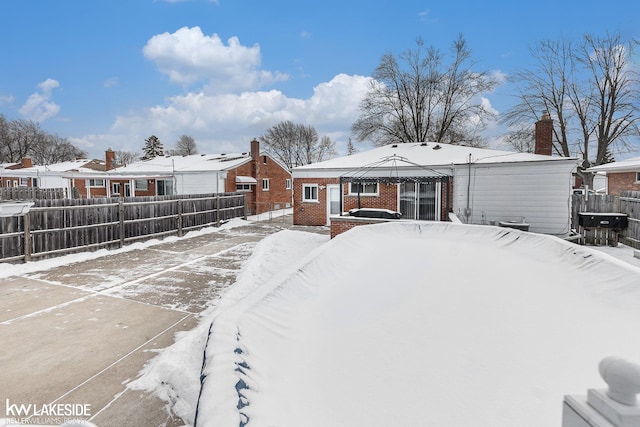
293,142,579,176
0,159,106,176
587,157,640,173
111,153,251,175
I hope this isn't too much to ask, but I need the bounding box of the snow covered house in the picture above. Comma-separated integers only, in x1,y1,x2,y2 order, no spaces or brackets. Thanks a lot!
67,140,292,215
0,156,108,197
293,118,579,235
586,157,640,195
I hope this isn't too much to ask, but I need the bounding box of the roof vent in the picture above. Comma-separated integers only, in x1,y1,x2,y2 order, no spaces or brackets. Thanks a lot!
391,144,398,148
433,144,441,150
420,142,428,146
201,153,206,156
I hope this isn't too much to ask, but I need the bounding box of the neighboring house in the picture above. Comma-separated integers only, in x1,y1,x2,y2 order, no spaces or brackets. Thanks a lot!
586,158,640,195
292,117,579,236
0,156,108,197
64,140,292,215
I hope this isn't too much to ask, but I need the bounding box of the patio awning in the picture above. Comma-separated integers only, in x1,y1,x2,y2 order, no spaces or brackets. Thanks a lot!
236,176,257,184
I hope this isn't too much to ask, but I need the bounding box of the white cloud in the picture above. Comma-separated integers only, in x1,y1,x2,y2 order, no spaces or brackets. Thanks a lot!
143,26,288,92
0,95,14,106
18,78,61,122
103,77,119,88
90,74,371,157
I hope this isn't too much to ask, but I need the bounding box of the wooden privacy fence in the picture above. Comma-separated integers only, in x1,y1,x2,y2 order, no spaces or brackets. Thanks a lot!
0,187,69,200
571,191,640,249
0,192,246,263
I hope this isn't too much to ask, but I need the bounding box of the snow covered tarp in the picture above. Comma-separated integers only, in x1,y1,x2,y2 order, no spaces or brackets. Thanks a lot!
195,222,640,427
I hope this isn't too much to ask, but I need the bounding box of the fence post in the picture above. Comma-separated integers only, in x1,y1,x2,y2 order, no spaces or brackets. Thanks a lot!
177,199,183,237
23,212,32,262
119,200,125,247
243,194,247,220
216,195,221,227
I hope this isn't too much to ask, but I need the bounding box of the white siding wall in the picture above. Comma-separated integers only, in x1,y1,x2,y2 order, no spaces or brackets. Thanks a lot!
176,172,223,194
452,162,576,235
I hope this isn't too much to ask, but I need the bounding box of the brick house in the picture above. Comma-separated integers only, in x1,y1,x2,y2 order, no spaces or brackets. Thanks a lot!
293,117,579,236
67,140,292,214
586,157,640,195
0,156,108,197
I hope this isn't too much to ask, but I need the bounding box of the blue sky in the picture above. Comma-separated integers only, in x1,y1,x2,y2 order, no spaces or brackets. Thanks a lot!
0,0,638,160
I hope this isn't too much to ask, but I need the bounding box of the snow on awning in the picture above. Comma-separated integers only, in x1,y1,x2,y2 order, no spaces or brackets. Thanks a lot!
236,176,257,184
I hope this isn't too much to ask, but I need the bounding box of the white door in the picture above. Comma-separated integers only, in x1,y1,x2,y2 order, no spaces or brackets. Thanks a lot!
326,184,341,225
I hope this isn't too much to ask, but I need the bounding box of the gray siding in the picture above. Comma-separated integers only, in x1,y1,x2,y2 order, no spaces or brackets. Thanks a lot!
452,162,576,235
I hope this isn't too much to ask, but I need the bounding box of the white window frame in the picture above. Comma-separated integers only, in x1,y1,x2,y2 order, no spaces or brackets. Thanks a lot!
303,184,319,202
88,179,106,188
19,177,29,187
262,178,270,191
236,183,252,192
349,182,379,196
285,178,292,190
635,172,640,183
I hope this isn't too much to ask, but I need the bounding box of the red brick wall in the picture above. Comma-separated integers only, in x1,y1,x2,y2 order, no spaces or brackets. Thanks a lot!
343,182,398,212
293,179,400,226
607,172,640,195
330,216,390,238
293,177,339,226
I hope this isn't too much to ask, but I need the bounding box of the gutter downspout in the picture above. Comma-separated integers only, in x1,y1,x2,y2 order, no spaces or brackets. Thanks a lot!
465,154,472,223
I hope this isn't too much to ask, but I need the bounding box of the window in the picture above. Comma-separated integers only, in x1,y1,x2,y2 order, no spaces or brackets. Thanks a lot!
636,172,640,183
6,180,11,188
349,182,379,196
262,178,270,191
157,179,174,196
88,179,105,187
263,155,268,165
19,177,29,187
112,182,121,196
32,178,38,188
303,184,319,202
285,178,292,190
135,179,148,191
236,184,252,192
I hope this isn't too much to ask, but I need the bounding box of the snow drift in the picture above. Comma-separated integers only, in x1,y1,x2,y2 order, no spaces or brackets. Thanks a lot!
195,222,640,427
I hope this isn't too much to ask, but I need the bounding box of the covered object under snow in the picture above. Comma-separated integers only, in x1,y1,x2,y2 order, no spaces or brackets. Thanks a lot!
195,221,640,427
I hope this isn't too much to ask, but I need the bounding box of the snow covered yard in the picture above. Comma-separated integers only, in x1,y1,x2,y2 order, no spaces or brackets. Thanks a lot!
190,221,640,427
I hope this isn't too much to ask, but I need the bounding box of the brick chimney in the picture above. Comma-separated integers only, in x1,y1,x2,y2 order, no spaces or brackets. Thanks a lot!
105,147,115,171
535,111,554,156
250,139,260,161
21,157,33,168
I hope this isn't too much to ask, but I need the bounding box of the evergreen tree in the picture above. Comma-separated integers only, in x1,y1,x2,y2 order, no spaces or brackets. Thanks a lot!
142,135,164,160
346,138,357,155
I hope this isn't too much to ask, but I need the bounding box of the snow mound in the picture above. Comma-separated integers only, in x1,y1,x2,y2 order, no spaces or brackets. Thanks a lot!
195,222,640,427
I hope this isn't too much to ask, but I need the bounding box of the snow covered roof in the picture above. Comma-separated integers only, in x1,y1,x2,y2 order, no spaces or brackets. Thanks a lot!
111,153,251,175
587,157,640,173
0,159,106,176
293,142,579,175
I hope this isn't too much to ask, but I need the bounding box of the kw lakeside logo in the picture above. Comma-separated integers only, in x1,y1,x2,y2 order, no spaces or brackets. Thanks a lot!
2,399,94,427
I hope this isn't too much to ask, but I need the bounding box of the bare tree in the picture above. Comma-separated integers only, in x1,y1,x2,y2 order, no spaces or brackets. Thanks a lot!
352,35,498,147
115,150,139,167
0,115,85,164
30,134,87,165
168,134,198,156
260,121,337,168
501,126,535,153
503,33,640,186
